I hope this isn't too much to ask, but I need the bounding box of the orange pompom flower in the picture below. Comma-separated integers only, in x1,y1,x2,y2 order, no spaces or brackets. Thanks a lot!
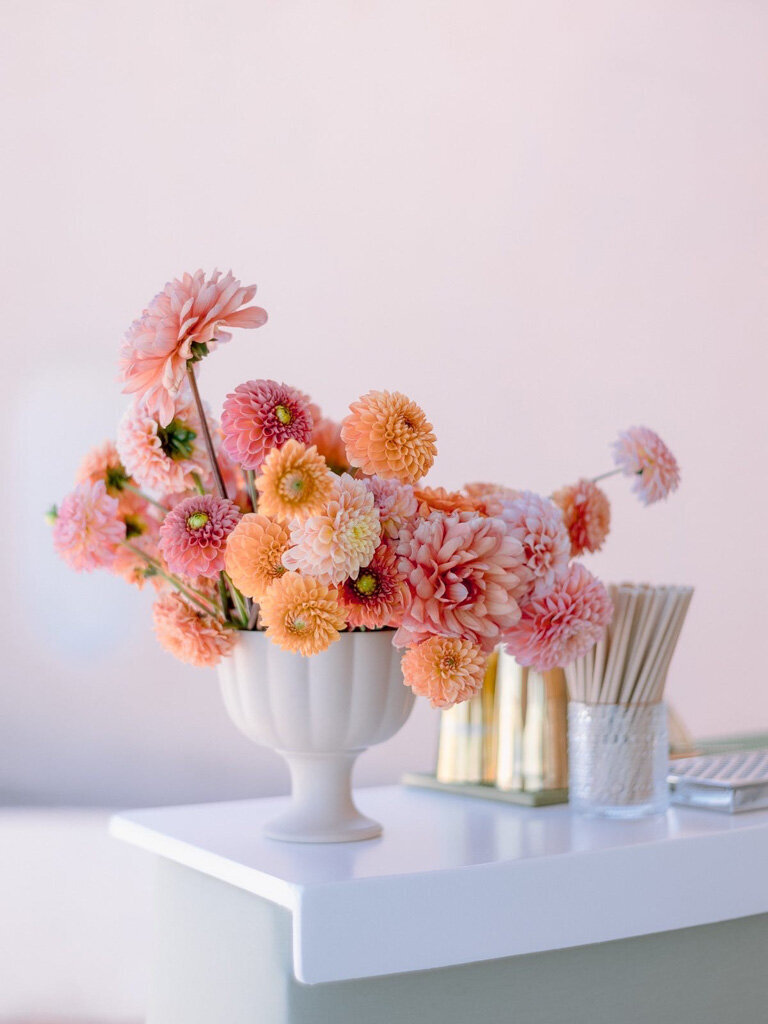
255,440,335,524
402,636,487,709
414,486,475,517
225,513,291,599
552,479,611,557
259,572,347,656
341,390,437,484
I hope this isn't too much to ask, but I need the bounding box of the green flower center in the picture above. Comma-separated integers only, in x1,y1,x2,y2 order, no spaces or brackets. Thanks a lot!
105,465,129,493
354,570,378,598
188,341,210,364
275,404,293,425
124,514,146,539
158,419,197,461
187,511,209,530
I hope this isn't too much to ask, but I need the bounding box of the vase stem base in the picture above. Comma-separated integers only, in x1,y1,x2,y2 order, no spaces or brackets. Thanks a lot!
264,812,382,844
267,749,382,844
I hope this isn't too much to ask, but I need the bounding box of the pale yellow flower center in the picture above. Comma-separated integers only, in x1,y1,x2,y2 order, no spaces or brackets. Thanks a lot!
275,404,293,425
187,512,209,530
279,471,307,500
354,570,378,597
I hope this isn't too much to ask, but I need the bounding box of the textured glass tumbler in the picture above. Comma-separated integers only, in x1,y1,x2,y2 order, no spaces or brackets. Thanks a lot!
568,702,669,818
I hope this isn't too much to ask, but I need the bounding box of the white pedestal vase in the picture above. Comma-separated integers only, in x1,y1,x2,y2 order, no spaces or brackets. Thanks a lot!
218,629,414,843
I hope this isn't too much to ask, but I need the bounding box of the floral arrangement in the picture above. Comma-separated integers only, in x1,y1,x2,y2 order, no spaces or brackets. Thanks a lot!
50,269,681,710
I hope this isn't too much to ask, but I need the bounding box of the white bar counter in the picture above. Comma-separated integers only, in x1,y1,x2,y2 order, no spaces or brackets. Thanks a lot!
113,785,768,997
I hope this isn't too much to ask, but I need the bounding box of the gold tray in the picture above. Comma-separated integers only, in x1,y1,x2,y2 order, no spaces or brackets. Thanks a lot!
402,772,568,807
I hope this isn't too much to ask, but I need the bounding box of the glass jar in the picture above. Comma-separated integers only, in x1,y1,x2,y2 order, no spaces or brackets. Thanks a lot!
568,702,669,818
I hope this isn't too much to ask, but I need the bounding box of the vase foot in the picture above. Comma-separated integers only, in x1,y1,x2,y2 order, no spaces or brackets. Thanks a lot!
264,810,382,844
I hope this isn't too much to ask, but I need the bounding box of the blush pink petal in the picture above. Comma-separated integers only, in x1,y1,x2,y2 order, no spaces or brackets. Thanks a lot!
119,269,267,426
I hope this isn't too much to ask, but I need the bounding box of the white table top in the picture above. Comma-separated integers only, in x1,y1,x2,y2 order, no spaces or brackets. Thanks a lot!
112,786,768,984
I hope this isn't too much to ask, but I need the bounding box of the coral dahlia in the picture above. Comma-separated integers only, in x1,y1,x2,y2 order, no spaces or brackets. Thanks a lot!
259,572,347,655
402,636,487,709
224,513,291,599
153,592,237,667
255,440,335,524
342,390,437,484
552,479,611,557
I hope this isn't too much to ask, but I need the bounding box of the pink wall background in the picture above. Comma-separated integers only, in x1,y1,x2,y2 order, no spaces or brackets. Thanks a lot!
2,0,767,806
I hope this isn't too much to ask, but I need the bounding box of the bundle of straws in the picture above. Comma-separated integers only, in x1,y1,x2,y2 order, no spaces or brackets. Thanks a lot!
566,583,694,705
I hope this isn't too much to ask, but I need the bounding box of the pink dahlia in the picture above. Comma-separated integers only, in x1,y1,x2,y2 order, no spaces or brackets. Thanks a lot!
395,511,528,653
52,481,126,572
500,492,570,599
503,563,613,671
221,380,314,471
119,269,267,426
159,495,241,579
363,476,418,540
552,479,611,557
338,542,408,628
153,592,236,668
117,394,216,495
282,474,381,585
612,426,680,505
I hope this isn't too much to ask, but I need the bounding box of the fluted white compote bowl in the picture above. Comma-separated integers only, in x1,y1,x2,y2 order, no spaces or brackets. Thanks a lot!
218,629,414,843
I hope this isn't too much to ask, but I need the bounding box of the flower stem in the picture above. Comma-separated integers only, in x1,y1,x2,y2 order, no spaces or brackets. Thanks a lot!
191,471,206,496
244,469,258,512
186,362,227,499
223,572,250,628
591,468,623,485
123,483,168,513
122,542,219,618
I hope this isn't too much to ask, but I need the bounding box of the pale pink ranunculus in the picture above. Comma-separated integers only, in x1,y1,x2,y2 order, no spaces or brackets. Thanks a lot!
119,269,267,426
221,379,314,471
612,426,680,505
159,495,241,579
500,491,570,599
394,511,528,654
282,474,381,586
503,562,613,671
52,480,126,572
